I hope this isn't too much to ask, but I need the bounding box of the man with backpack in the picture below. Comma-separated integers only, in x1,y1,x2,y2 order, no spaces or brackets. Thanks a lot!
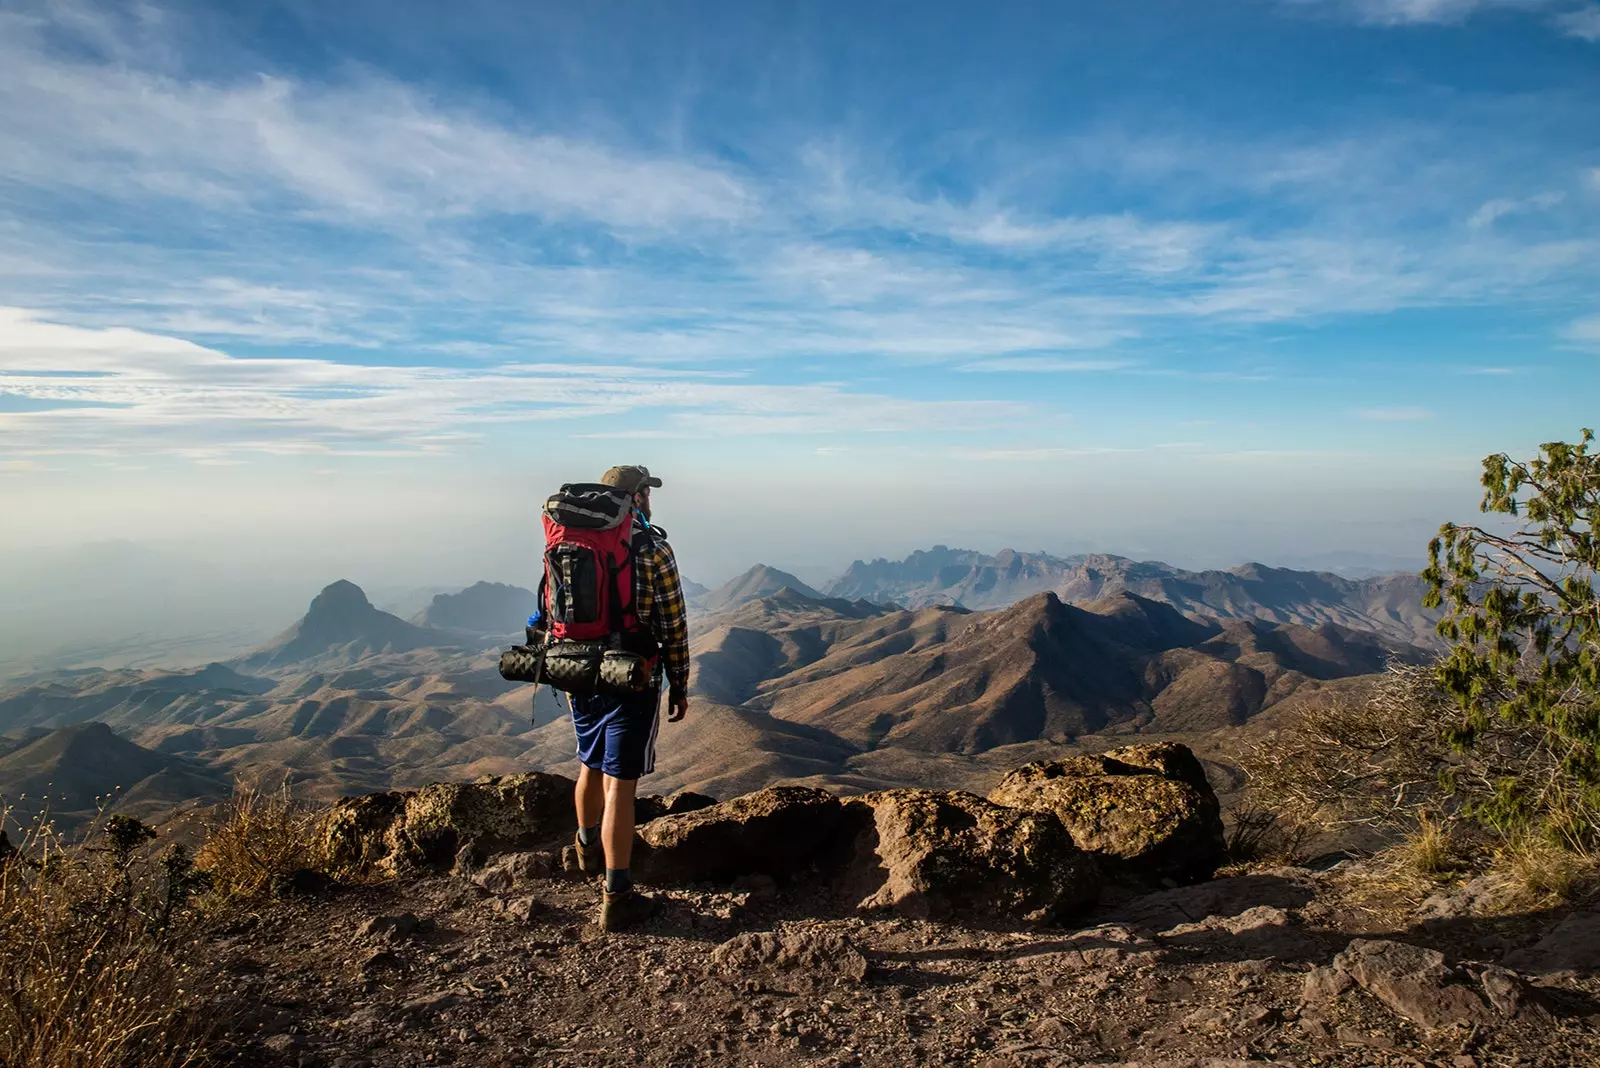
563,464,690,931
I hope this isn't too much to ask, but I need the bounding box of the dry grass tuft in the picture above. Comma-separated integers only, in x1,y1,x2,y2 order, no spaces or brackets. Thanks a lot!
1397,814,1463,877
196,780,334,901
0,808,211,1068
1494,836,1600,908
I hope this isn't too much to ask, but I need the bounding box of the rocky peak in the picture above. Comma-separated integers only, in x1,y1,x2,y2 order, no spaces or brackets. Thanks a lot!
306,580,375,623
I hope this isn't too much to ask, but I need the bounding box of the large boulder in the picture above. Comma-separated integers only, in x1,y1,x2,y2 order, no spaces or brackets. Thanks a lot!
322,773,576,874
634,786,845,885
837,789,1100,923
988,742,1224,883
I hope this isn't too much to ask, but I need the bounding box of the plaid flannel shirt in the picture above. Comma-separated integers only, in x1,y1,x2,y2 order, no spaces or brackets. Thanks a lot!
633,522,690,696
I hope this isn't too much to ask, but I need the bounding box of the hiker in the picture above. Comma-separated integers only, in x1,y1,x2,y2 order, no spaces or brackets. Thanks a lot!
566,464,690,931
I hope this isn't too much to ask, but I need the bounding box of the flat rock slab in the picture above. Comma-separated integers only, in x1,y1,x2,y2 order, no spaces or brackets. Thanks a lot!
1160,904,1326,962
1502,910,1600,976
707,927,868,984
1333,938,1493,1032
1115,870,1318,931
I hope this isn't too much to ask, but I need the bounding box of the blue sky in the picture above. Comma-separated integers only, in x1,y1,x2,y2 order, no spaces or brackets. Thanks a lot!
1,0,1597,589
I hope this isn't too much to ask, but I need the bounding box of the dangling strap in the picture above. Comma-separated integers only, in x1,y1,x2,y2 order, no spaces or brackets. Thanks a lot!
528,631,552,724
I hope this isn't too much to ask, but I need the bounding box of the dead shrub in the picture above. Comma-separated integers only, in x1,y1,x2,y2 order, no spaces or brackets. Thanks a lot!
1238,662,1594,850
1224,804,1308,864
196,780,333,901
0,808,212,1068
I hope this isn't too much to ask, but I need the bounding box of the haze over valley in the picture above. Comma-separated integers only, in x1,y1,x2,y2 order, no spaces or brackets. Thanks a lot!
0,544,1440,832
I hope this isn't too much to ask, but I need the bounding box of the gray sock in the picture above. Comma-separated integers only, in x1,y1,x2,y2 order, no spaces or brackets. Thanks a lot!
577,825,600,847
605,868,632,894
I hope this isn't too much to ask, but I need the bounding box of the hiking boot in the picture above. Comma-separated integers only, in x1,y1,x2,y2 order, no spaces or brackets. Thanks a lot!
599,889,660,932
568,833,603,876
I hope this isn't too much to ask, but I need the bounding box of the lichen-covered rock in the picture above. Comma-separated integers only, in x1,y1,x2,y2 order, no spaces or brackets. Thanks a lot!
398,774,575,866
837,789,1100,922
634,786,844,885
322,790,410,874
988,742,1224,883
322,773,576,874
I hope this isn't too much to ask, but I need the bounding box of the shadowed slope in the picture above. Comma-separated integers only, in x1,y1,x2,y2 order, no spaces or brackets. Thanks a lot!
0,722,229,832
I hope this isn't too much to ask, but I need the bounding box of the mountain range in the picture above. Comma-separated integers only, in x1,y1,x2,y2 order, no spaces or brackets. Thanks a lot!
826,547,1439,649
0,544,1441,830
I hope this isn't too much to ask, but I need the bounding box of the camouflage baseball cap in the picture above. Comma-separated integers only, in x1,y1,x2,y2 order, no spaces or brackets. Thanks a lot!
600,464,663,493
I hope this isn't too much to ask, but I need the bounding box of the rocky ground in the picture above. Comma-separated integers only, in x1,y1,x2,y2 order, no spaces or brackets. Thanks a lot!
180,744,1600,1067
201,858,1600,1068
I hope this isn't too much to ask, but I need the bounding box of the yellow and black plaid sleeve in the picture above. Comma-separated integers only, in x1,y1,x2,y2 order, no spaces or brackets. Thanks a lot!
636,536,690,695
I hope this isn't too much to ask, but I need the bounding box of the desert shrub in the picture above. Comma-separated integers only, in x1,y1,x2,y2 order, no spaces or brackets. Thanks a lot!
1240,664,1460,841
196,780,334,901
1243,430,1600,883
0,810,211,1068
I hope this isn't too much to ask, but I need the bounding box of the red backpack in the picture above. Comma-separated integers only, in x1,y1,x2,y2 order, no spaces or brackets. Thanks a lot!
539,483,642,644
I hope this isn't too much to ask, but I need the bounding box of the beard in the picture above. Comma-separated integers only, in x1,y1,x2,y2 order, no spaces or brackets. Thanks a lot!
636,494,652,520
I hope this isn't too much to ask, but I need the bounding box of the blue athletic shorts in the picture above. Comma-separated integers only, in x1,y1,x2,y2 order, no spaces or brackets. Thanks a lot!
569,688,661,780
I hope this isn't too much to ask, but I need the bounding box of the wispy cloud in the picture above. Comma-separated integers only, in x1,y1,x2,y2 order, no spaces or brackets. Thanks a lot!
0,308,1025,456
955,357,1137,373
1553,4,1600,38
0,20,751,232
1285,1,1559,27
1564,314,1600,345
1468,191,1565,229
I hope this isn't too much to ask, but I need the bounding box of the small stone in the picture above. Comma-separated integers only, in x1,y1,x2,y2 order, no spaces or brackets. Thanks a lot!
504,896,539,923
359,913,427,944
262,1034,295,1055
360,949,403,974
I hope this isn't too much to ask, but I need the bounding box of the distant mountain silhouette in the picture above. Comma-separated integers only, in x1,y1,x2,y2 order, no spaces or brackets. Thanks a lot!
239,580,454,670
413,582,538,638
0,721,229,833
696,565,824,613
828,547,1440,649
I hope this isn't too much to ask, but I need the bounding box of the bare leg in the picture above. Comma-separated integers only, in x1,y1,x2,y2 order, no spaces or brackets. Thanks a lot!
601,775,639,872
575,764,604,831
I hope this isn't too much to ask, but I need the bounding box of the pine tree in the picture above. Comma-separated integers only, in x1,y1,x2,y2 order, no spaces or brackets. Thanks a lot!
1424,429,1600,837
